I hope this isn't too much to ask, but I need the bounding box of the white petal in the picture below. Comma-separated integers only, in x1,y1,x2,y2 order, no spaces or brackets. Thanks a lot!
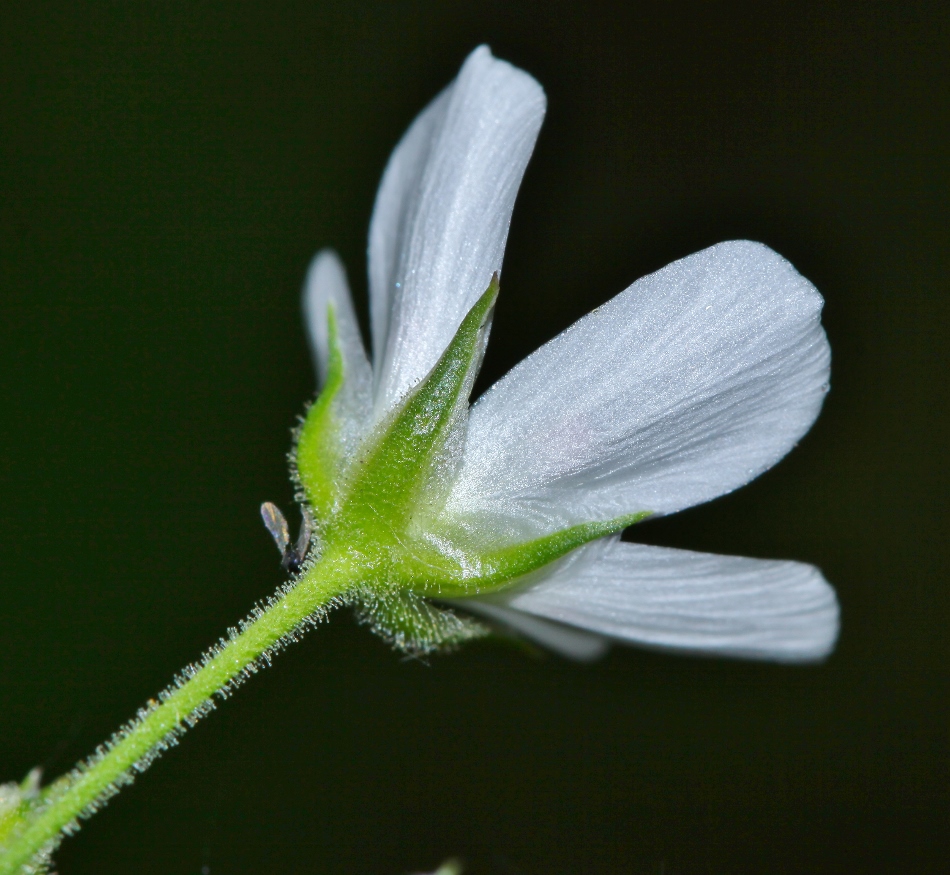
302,249,371,390
452,598,609,661
368,45,546,414
472,537,839,663
442,241,831,541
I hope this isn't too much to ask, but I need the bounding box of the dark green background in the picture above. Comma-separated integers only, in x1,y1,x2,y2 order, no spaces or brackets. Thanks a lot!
1,2,947,873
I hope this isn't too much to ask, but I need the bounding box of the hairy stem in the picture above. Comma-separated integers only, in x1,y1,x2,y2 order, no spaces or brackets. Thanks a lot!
0,553,356,875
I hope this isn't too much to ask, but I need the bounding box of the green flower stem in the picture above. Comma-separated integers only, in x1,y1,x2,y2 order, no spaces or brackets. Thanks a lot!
0,553,357,875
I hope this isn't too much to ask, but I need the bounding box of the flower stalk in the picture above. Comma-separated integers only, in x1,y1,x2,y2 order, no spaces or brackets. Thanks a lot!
0,557,357,875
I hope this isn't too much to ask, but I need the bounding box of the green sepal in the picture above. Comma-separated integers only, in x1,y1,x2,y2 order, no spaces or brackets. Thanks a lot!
351,588,490,656
295,306,346,524
348,511,649,655
397,511,652,598
324,276,498,546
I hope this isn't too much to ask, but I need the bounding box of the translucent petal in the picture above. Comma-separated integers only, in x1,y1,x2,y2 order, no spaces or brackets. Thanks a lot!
368,45,546,414
302,249,371,392
443,241,831,542
454,598,609,661
471,536,839,662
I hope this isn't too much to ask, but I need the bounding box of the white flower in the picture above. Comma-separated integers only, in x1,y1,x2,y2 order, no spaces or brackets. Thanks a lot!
296,46,838,663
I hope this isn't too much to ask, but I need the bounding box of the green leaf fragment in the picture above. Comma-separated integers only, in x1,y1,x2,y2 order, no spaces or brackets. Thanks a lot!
0,769,42,852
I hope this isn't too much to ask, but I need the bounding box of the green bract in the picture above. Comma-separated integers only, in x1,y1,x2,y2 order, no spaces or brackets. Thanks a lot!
294,277,646,653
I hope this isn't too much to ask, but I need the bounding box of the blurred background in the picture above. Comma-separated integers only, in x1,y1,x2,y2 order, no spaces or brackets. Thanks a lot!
0,2,947,873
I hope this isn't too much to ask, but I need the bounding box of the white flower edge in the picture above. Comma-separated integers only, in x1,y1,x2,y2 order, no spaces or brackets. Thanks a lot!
301,45,839,662
442,240,832,542
367,45,545,418
458,536,839,663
